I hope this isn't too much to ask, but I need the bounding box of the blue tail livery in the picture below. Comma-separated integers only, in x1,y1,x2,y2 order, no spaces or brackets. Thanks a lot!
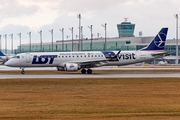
140,28,168,51
0,51,5,56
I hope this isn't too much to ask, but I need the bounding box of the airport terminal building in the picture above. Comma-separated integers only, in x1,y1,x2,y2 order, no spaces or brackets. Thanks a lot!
14,20,180,64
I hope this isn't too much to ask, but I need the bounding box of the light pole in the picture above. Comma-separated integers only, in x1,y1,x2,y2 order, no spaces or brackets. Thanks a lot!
59,28,64,51
17,33,21,53
69,27,74,51
4,34,7,54
38,30,42,52
0,35,1,51
49,29,53,51
102,23,107,51
88,25,93,51
77,14,81,51
9,34,13,54
27,32,31,52
97,33,101,39
175,14,179,65
81,26,83,50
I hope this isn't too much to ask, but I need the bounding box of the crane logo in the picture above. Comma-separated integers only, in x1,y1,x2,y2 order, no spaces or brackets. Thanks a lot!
154,33,166,48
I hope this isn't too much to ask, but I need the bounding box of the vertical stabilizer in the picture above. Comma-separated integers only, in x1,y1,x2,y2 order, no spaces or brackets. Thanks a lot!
140,28,168,51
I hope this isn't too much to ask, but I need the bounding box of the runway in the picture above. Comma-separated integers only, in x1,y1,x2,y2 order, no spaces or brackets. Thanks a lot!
0,72,180,79
1,65,180,78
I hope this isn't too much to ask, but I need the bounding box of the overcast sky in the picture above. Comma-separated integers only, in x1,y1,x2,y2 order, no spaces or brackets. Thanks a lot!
0,0,179,49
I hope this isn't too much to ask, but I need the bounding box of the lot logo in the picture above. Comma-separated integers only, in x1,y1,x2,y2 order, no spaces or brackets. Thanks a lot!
70,65,74,68
32,55,57,64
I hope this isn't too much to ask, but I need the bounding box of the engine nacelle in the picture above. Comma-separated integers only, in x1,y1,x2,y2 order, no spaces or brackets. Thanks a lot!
64,63,79,71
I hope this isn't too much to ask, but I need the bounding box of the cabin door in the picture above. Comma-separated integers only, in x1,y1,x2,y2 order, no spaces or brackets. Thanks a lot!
26,53,31,63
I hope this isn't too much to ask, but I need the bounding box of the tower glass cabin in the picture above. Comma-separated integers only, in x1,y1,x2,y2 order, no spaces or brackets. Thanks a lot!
117,19,135,37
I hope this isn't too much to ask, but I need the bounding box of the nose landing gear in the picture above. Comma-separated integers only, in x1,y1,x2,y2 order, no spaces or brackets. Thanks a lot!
21,68,25,74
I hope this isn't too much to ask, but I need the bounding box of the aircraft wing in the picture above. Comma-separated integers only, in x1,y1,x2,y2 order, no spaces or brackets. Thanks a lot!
151,51,171,57
60,59,109,68
78,59,108,67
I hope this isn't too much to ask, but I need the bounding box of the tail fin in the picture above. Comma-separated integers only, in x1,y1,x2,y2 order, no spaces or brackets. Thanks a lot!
140,28,168,51
0,51,5,56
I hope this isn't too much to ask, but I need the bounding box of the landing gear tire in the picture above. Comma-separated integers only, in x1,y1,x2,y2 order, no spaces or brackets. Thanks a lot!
21,69,25,74
87,69,92,74
81,68,86,74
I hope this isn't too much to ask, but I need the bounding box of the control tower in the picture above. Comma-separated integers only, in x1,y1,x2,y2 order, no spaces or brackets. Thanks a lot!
117,18,135,37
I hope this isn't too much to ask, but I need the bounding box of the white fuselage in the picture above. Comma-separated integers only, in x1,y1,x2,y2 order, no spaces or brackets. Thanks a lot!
5,50,159,68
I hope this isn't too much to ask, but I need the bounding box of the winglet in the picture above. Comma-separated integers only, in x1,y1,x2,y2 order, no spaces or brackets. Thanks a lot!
140,28,168,51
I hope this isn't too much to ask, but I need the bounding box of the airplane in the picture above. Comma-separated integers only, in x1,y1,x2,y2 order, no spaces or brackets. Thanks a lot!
5,28,170,74
0,51,14,63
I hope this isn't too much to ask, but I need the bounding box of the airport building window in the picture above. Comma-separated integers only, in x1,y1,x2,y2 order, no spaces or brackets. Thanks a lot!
126,41,131,44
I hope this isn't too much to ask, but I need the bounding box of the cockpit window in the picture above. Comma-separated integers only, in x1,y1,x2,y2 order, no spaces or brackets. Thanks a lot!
13,56,20,59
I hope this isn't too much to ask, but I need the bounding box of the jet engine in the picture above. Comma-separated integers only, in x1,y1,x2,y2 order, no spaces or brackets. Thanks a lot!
64,63,79,71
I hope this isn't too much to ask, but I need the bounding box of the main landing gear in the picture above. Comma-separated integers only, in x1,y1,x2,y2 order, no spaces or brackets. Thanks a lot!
81,68,92,74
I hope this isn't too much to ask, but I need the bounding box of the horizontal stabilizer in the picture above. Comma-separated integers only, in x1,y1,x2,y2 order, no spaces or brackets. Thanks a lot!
151,51,172,57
